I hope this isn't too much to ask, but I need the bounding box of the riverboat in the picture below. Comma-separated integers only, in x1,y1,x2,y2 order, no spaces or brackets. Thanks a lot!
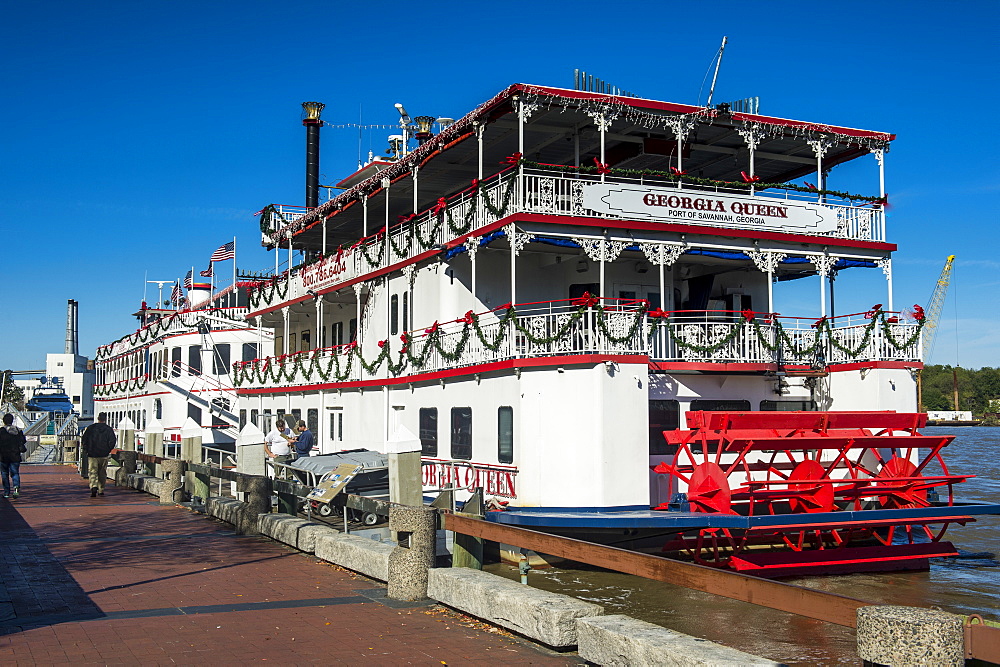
94,282,270,450
233,84,1000,575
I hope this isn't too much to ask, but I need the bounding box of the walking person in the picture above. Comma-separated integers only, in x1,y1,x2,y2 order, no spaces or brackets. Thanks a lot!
0,413,28,499
82,412,117,497
293,420,314,459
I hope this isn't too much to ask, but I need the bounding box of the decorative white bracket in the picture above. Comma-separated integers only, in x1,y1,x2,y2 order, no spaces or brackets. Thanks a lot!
746,249,787,274
639,242,687,267
505,224,534,256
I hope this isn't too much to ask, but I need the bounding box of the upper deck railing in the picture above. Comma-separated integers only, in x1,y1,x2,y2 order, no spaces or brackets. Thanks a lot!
251,166,885,315
96,307,251,362
233,301,921,390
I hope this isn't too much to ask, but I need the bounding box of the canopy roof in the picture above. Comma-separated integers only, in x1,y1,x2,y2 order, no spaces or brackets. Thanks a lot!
275,83,894,251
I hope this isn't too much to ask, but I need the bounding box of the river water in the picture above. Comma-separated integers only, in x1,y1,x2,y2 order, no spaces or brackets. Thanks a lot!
486,426,1000,665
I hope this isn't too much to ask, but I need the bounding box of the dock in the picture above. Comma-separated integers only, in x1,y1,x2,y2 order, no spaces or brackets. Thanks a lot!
0,465,572,665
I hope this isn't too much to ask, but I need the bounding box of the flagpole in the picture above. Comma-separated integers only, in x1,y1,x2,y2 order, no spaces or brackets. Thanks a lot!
232,236,238,309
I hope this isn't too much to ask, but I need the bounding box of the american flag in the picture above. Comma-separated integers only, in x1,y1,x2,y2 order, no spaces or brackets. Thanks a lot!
183,269,193,289
210,241,236,262
170,282,181,303
200,264,214,278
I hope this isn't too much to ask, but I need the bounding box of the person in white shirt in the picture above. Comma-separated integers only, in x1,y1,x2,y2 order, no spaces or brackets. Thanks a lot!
264,419,295,467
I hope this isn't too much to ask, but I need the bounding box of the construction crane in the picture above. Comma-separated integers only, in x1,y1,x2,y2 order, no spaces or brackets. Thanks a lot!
918,255,956,410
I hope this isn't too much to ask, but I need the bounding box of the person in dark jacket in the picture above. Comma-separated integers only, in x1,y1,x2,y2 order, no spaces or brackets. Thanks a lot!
82,412,117,497
0,413,27,499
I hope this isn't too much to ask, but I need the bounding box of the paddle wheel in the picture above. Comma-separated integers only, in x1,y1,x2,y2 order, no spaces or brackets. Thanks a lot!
653,411,976,576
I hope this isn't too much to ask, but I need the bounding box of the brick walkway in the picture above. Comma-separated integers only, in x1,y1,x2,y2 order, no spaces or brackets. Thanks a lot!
0,465,577,665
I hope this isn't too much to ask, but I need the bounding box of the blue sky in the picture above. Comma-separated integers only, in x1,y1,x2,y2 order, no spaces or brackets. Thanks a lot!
2,0,998,370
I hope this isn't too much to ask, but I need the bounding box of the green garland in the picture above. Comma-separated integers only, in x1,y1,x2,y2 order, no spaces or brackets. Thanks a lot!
233,307,924,387
93,375,147,397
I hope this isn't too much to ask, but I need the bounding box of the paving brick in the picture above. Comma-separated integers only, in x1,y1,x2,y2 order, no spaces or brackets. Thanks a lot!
0,466,573,664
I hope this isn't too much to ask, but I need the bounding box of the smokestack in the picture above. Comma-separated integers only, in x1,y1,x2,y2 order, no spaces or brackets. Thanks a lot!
65,299,79,355
302,101,325,209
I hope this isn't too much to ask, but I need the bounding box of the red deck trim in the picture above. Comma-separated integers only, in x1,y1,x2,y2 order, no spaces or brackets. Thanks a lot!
650,360,922,374
237,353,647,395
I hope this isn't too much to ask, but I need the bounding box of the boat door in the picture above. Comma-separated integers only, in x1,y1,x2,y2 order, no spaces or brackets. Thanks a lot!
613,283,662,309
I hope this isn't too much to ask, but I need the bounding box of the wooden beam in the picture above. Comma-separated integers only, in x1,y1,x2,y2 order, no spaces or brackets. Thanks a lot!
444,513,870,628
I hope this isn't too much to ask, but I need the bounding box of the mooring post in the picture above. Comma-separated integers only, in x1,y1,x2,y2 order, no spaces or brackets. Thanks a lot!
856,605,965,666
144,417,164,476
387,504,437,601
235,474,272,536
116,450,138,487
117,416,136,453
159,459,186,505
180,417,202,500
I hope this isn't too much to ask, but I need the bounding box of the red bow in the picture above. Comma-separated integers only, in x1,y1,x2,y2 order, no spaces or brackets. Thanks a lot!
572,291,600,308
741,309,756,322
460,310,476,325
397,213,416,224
346,341,357,351
670,167,687,176
471,178,479,190
805,181,817,190
399,333,410,354
377,339,387,348
873,194,890,209
740,171,760,183
494,302,512,311
501,152,522,165
864,304,883,319
912,304,925,321
593,157,611,175
432,197,447,215
425,321,440,335
647,308,668,319
810,316,827,329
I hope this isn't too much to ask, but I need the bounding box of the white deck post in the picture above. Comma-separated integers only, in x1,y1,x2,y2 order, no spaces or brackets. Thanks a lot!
384,179,391,269
477,122,484,227
315,297,323,349
353,283,364,348
322,217,327,257
362,194,368,237
281,307,289,356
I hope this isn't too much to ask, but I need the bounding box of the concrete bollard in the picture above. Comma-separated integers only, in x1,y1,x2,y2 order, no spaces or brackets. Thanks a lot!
62,438,79,464
159,459,186,505
387,505,437,601
235,474,271,536
857,605,964,667
116,450,138,486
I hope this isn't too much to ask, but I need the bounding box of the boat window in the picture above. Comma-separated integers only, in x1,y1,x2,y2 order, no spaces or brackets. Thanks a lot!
328,408,344,442
154,399,162,420
649,400,680,455
213,344,231,375
390,294,399,335
250,409,259,427
188,403,202,425
402,292,409,333
333,322,344,346
188,345,201,376
419,408,437,457
171,347,181,377
760,400,817,411
349,319,357,343
451,407,472,460
242,343,257,362
291,409,302,426
498,407,513,464
239,410,247,430
307,409,318,440
300,330,311,351
690,399,751,412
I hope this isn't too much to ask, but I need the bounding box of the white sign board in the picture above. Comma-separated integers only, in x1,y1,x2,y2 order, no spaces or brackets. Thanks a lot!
582,184,838,234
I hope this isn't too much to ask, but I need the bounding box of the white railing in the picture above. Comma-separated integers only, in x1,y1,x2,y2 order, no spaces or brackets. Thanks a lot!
234,303,920,391
235,300,647,389
250,167,885,315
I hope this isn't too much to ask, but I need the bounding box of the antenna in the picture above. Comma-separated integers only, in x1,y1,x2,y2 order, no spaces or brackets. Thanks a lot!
705,36,728,108
147,280,172,307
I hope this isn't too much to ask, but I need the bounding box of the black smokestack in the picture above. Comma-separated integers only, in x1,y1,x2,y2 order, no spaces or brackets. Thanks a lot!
301,101,325,209
65,299,79,355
